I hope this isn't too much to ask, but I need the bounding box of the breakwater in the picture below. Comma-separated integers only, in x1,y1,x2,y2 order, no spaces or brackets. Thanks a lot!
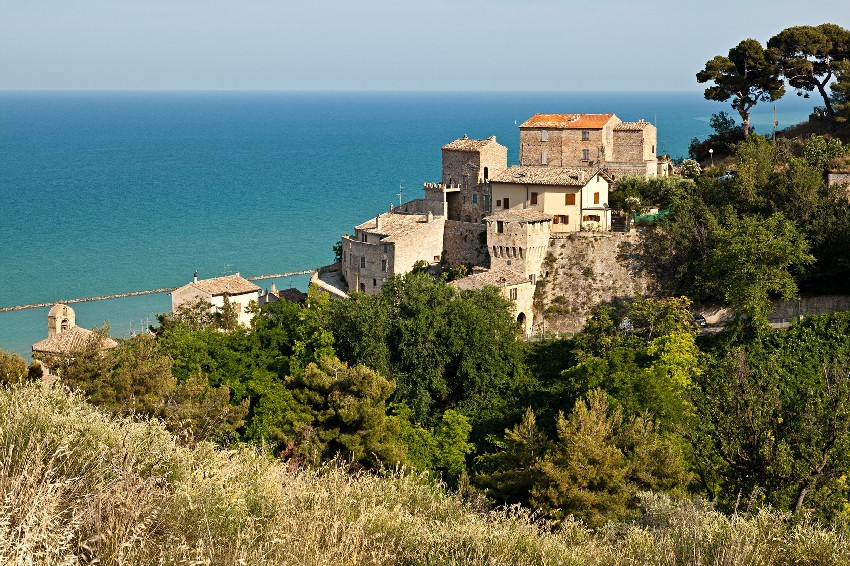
0,270,316,313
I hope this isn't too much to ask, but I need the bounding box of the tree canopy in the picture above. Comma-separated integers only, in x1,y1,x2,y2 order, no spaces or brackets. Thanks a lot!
697,39,785,136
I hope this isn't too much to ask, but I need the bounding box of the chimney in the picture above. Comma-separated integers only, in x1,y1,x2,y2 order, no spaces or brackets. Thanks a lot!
426,210,433,223
193,270,198,283
376,214,383,230
270,283,277,295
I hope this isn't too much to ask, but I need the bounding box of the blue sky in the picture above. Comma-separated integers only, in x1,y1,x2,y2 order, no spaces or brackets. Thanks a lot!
1,0,847,90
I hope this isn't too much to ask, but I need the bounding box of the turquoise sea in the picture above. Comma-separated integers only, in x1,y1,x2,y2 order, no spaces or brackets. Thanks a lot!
0,91,814,358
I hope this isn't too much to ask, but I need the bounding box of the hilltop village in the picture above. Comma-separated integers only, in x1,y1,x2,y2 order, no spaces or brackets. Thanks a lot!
311,112,666,337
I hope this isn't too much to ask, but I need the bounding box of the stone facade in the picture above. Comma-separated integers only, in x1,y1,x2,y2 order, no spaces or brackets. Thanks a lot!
341,211,446,296
519,113,658,179
485,208,552,281
423,136,508,223
443,220,488,267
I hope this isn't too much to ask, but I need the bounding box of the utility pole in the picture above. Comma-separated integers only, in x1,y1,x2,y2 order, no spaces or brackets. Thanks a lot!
397,181,404,206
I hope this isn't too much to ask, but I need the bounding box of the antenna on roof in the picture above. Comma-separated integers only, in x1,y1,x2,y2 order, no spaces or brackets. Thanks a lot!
398,181,404,206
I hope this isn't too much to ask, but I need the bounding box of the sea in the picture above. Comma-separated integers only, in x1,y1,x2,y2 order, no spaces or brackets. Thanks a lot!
0,91,814,359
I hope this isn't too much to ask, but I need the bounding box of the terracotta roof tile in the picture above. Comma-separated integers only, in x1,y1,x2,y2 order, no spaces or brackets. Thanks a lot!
520,114,617,129
355,212,444,243
32,326,118,355
191,275,260,296
489,165,598,186
614,120,652,131
486,208,552,223
450,268,530,290
442,135,503,152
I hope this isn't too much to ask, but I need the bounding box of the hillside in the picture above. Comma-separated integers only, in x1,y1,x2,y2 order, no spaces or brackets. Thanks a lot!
2,382,850,565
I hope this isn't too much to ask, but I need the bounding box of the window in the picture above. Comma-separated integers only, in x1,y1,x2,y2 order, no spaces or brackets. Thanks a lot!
582,130,590,141
496,220,504,233
496,199,502,207
381,259,387,272
652,145,655,154
529,273,536,284
472,193,478,204
483,166,489,181
541,150,548,165
530,192,538,205
485,194,491,212
583,215,601,222
503,197,510,209
582,149,590,161
553,215,568,225
541,130,548,142
359,283,365,292
553,215,560,224
565,193,576,206
359,256,366,268
434,255,441,262
382,244,388,253
594,192,600,204
509,287,518,300
361,232,368,242
373,278,377,287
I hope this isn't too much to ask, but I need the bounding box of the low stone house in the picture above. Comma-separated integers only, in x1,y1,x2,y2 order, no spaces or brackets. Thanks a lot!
340,210,446,296
171,273,260,327
488,165,612,233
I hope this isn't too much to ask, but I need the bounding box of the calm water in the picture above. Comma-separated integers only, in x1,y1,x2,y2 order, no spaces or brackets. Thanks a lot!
0,91,813,358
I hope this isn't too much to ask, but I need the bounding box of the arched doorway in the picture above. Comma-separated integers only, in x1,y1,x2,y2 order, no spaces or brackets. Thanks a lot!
517,312,527,335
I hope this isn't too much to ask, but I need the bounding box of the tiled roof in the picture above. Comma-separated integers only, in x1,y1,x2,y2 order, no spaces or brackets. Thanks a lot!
486,208,552,223
278,288,308,303
191,274,260,296
520,114,617,129
490,165,597,186
355,212,444,243
32,326,118,355
450,268,530,290
614,120,652,131
442,135,502,152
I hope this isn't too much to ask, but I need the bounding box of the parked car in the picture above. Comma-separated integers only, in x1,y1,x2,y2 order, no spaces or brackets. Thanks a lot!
693,313,707,328
716,170,737,182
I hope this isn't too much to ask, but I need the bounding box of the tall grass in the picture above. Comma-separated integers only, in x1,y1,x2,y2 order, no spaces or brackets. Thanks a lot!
1,382,849,565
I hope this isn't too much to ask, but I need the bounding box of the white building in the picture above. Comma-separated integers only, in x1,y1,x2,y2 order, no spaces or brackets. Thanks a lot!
171,272,260,327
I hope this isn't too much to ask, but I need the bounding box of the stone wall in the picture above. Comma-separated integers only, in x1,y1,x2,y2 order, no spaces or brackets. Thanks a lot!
534,231,655,335
603,161,657,180
487,216,551,279
520,127,612,168
443,220,488,267
827,172,850,192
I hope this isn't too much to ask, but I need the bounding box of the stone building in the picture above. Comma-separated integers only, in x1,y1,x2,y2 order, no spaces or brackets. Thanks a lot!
519,113,659,179
171,272,260,327
485,208,552,282
489,165,612,233
421,135,507,222
32,304,118,374
340,210,446,296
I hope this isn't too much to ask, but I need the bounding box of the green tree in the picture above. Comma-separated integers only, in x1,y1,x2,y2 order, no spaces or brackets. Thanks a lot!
530,390,689,527
697,39,785,136
284,356,405,469
705,212,814,327
161,372,249,445
0,348,27,385
693,314,850,518
768,24,850,121
475,407,550,506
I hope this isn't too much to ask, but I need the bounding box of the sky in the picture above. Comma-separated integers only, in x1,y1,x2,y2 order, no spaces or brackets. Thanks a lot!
0,0,848,91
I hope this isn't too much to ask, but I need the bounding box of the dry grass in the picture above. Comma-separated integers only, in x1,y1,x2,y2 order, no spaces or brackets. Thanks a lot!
1,383,849,565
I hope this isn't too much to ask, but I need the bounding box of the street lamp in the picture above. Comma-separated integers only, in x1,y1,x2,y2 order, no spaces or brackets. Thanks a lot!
709,148,714,167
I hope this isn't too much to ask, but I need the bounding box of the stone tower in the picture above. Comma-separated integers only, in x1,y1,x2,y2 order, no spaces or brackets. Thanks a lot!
47,304,75,337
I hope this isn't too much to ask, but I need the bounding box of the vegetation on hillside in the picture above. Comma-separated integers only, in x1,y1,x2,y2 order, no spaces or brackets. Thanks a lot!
3,382,850,565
